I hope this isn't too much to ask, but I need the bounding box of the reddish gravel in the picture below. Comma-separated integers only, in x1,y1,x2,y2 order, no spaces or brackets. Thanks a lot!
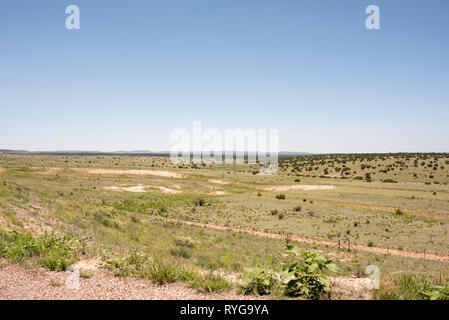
0,262,259,300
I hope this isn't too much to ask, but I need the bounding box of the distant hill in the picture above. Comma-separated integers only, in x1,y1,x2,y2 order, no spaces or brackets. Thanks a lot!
0,149,310,156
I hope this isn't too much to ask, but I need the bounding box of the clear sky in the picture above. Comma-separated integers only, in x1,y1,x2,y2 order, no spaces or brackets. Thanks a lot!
1,0,448,153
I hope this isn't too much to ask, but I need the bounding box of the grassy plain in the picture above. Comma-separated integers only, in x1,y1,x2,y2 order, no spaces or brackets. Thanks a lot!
0,153,448,298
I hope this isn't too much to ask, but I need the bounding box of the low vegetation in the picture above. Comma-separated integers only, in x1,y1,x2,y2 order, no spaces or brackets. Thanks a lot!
239,246,339,300
375,274,449,300
0,230,85,271
0,153,448,300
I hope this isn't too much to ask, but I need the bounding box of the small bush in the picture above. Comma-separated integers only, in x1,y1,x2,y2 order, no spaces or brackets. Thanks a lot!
146,260,194,285
276,194,286,200
281,246,339,299
190,273,231,293
170,247,191,259
174,236,195,249
239,267,279,295
194,198,206,206
293,206,302,212
105,251,151,277
0,231,84,271
382,179,398,183
375,274,449,300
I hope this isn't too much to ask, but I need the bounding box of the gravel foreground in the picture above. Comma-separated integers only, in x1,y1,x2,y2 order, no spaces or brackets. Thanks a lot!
0,262,257,300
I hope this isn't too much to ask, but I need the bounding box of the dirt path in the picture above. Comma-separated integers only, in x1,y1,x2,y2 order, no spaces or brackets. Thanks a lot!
167,218,449,262
0,262,256,300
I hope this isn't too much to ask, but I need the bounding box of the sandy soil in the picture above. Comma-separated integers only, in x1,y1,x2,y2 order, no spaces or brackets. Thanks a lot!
73,168,184,178
329,276,373,300
208,191,228,196
103,185,182,194
209,179,231,185
153,186,182,194
104,185,148,193
261,185,335,191
0,262,257,300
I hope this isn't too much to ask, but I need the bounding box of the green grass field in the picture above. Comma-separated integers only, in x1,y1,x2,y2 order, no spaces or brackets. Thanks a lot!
0,153,448,299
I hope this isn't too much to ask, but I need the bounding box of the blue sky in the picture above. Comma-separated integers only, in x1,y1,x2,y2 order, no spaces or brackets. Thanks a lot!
1,0,448,152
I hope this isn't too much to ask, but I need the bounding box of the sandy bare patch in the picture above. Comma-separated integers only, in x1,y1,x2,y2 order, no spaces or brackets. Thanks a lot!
73,168,184,178
329,276,373,300
261,185,335,191
153,186,182,194
73,259,101,271
104,185,182,194
209,179,230,185
104,185,148,193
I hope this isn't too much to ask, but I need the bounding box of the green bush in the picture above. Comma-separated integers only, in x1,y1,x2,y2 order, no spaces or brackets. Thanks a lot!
190,273,231,293
276,194,286,200
376,274,449,300
170,247,191,259
105,251,151,277
280,246,339,299
239,246,339,299
238,267,279,295
0,230,84,271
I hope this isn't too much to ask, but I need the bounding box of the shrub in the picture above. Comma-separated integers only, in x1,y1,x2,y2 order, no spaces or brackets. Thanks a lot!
190,273,231,293
105,251,151,277
367,241,374,247
394,208,404,216
276,194,286,200
293,206,302,212
0,231,84,271
146,260,194,285
170,247,191,259
194,198,206,206
375,274,449,300
174,236,195,249
281,246,339,299
239,267,279,295
382,179,398,183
